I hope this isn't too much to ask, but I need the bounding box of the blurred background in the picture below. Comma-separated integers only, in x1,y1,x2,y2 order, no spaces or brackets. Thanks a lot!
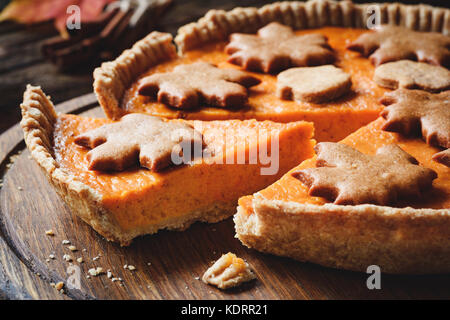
0,0,448,133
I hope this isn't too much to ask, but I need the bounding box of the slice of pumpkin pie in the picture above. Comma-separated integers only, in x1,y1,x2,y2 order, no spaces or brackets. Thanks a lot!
20,85,314,246
235,117,450,274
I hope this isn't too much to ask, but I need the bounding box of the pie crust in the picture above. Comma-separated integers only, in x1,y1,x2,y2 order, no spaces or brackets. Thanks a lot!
94,0,450,120
234,198,450,274
21,85,314,245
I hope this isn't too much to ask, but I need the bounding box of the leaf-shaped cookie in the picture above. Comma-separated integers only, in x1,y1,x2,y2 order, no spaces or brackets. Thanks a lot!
347,25,450,67
292,142,437,206
225,22,335,73
138,62,260,109
74,114,203,172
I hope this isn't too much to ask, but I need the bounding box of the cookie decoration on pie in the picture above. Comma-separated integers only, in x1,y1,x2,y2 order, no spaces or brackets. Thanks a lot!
292,142,437,206
277,65,351,103
225,22,335,73
137,62,260,109
433,149,450,167
74,114,204,172
374,60,450,92
380,89,450,166
347,25,450,67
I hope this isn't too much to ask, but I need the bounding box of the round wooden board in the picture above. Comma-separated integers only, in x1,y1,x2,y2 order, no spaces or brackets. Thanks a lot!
1,94,449,300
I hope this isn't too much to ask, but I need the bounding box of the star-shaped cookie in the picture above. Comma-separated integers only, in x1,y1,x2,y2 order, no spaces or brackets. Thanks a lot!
138,62,260,109
292,142,437,206
347,25,450,67
74,114,203,172
225,22,335,73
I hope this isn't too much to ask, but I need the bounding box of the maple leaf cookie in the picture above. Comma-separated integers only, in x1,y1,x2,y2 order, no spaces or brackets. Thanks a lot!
74,114,204,172
138,62,260,109
292,142,437,206
380,89,450,166
225,22,335,73
348,25,450,67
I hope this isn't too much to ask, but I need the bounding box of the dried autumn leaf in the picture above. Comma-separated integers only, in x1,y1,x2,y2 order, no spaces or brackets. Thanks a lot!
0,0,114,36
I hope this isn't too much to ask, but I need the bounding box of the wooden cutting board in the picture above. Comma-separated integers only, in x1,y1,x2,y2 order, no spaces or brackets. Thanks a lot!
1,94,449,300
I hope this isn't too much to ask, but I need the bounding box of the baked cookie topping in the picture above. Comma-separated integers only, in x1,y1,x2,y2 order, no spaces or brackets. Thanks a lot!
380,89,450,165
292,142,437,206
137,62,260,109
74,114,204,172
348,25,450,67
202,253,256,289
433,148,450,167
277,65,351,103
374,60,450,92
225,22,335,73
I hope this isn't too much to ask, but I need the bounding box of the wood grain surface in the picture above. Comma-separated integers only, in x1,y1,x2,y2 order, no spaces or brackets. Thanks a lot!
1,0,449,300
0,95,449,300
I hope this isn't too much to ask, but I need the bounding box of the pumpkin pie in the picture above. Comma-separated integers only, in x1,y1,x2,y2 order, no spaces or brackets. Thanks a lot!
93,1,394,142
20,85,314,245
235,117,450,274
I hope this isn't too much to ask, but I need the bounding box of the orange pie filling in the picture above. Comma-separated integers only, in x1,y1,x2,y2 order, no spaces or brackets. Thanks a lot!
121,27,388,142
53,114,315,232
239,117,450,215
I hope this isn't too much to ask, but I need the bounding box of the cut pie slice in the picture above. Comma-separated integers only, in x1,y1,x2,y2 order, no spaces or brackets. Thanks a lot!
235,117,450,274
20,85,315,246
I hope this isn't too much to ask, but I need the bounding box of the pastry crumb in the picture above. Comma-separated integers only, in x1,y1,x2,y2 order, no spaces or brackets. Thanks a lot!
88,267,104,277
77,257,83,263
62,240,70,245
202,252,256,289
63,254,72,262
45,229,54,236
68,245,77,252
55,282,64,291
127,265,136,271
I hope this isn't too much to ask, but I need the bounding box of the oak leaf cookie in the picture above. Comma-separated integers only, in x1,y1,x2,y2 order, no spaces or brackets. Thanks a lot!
380,89,450,158
138,62,260,109
374,60,450,92
74,114,203,172
225,22,335,73
347,25,450,67
277,65,352,103
202,253,256,290
292,142,437,206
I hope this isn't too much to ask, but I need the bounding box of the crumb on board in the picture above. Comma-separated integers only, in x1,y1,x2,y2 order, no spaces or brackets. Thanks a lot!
88,267,104,277
202,252,256,290
45,229,54,236
55,282,64,291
